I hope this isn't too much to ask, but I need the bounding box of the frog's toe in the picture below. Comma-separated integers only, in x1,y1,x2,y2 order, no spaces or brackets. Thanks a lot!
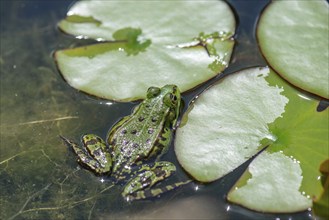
60,135,110,175
77,154,104,173
60,135,86,157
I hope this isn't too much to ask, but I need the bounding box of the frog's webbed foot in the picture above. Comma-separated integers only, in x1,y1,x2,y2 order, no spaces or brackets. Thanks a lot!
122,161,190,201
60,134,112,175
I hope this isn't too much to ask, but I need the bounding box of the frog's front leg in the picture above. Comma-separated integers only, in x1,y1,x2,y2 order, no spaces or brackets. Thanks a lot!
60,134,112,175
122,161,188,201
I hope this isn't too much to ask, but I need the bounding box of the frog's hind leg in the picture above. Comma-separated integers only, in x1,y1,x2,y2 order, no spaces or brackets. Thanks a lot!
127,179,191,201
60,134,112,175
82,134,112,173
60,135,101,171
122,161,191,201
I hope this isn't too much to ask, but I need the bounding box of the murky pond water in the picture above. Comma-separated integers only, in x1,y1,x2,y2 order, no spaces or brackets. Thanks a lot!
0,1,314,219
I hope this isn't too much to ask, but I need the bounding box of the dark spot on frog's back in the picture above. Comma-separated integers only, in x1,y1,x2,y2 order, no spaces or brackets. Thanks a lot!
151,117,157,123
121,129,127,134
131,130,137,135
138,116,144,122
147,128,153,134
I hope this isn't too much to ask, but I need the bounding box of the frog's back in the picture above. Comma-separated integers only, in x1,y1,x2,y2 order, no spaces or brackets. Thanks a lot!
108,99,169,172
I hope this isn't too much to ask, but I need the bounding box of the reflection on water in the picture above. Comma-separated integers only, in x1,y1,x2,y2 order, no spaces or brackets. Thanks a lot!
0,1,312,219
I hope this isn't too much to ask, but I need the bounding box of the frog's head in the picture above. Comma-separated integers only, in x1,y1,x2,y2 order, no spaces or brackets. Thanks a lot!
146,84,181,127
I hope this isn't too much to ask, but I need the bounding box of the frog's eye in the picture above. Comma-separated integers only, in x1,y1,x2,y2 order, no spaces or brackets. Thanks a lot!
147,87,161,98
163,93,178,107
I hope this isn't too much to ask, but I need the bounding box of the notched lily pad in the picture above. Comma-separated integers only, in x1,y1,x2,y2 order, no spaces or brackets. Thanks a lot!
175,67,288,182
175,67,328,213
54,0,236,101
228,151,312,212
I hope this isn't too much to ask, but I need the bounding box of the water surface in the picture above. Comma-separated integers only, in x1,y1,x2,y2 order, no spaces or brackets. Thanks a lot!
0,1,313,219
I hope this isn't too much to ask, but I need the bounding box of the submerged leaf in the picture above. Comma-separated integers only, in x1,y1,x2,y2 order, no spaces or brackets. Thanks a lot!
65,15,101,26
112,27,151,55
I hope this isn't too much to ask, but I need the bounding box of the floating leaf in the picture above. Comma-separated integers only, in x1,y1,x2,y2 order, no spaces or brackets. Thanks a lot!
55,0,235,101
257,0,329,99
228,151,312,212
175,67,328,212
175,67,288,182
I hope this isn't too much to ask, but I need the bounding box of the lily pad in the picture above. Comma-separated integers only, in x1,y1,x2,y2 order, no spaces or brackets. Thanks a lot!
228,151,312,212
175,67,328,212
257,0,329,99
175,67,288,182
54,0,235,101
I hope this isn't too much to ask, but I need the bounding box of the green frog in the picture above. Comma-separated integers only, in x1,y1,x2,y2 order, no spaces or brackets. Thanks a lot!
61,85,188,201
